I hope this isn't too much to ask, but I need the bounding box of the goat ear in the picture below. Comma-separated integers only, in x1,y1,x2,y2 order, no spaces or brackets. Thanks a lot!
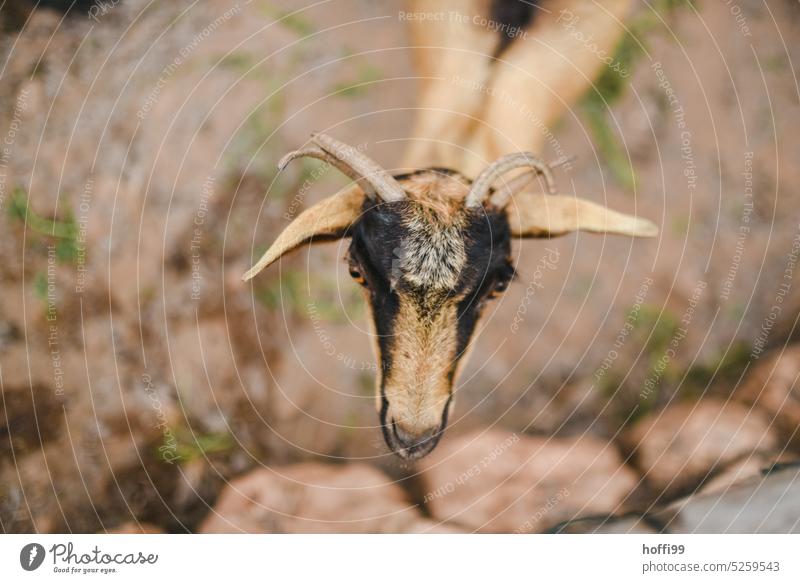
243,185,365,281
506,192,658,239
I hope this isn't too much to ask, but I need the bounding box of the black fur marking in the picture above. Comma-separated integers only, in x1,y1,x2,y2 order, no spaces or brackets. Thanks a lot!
348,201,406,377
490,0,541,55
454,209,513,360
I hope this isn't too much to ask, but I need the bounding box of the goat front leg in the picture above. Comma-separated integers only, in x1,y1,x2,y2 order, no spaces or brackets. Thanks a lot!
461,0,634,178
402,0,501,172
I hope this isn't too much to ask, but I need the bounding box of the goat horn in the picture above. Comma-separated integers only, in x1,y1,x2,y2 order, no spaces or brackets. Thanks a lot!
278,146,382,200
300,132,406,203
488,155,575,209
466,152,557,208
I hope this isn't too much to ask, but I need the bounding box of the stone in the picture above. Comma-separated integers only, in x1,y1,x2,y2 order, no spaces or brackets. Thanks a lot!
168,318,241,433
419,429,637,533
735,346,800,450
199,462,436,533
700,456,767,496
622,399,778,498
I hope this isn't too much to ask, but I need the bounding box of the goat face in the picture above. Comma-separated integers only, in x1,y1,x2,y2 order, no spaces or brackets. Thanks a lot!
244,133,658,460
347,170,513,459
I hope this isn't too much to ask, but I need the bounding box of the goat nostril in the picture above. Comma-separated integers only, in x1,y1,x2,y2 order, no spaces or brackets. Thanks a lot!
391,419,437,450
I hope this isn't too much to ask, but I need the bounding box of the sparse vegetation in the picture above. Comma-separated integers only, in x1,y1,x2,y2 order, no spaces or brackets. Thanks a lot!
218,51,259,74
255,268,363,323
580,0,693,191
331,62,383,98
161,426,234,465
599,304,682,425
8,187,79,263
254,269,305,313
683,341,752,397
33,271,48,300
259,3,315,37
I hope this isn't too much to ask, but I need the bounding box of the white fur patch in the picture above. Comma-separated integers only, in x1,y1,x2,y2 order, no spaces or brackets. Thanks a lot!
397,215,466,290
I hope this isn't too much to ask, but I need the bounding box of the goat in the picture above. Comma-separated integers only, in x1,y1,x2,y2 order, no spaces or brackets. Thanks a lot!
243,134,656,459
244,0,654,460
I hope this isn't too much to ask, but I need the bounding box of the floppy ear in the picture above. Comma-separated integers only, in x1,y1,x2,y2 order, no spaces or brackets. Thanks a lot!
243,185,365,281
506,192,658,238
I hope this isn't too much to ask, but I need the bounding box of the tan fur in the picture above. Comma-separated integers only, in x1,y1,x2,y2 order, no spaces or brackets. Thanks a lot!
404,0,499,171
400,170,470,211
382,297,460,435
507,192,658,238
405,0,635,178
243,184,364,281
462,0,634,176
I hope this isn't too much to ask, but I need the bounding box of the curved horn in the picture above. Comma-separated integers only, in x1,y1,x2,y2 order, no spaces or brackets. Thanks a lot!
488,155,574,208
278,146,382,200
466,152,557,208
305,132,406,203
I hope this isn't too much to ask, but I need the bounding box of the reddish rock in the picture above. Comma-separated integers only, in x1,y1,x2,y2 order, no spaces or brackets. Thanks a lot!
168,319,241,431
623,399,778,498
418,429,637,533
700,456,766,496
199,462,444,533
735,346,800,450
701,450,799,496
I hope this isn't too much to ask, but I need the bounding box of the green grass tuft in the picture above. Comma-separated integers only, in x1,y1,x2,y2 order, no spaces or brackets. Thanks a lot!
8,187,79,263
259,3,315,37
331,63,383,98
160,428,233,465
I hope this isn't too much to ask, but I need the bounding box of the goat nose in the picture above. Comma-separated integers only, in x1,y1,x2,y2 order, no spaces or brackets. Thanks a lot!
392,421,437,450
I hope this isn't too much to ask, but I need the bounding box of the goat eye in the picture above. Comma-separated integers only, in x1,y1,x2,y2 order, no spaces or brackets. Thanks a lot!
489,278,509,298
349,266,367,286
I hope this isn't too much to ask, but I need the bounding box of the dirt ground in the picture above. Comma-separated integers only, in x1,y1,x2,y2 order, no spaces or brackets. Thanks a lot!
1,0,799,533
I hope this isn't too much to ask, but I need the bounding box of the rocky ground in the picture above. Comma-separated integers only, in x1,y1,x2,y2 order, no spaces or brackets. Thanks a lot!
1,0,799,533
